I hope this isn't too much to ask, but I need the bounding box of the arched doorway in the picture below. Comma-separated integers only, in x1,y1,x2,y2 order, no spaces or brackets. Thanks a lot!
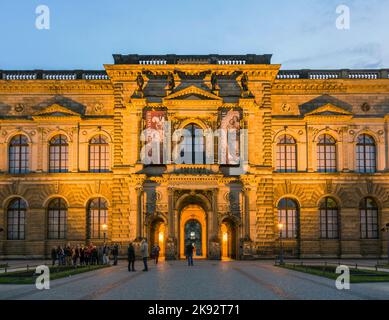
220,218,238,260
150,218,166,258
180,205,207,259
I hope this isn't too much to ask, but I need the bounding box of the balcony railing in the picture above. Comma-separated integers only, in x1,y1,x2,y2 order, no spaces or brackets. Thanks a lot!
0,70,109,80
277,69,389,80
113,54,273,65
2,68,389,81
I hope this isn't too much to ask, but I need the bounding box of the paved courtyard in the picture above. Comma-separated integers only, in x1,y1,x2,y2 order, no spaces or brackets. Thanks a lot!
0,260,389,300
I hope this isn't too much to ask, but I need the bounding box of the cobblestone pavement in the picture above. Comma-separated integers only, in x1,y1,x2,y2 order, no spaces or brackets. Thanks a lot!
0,260,388,300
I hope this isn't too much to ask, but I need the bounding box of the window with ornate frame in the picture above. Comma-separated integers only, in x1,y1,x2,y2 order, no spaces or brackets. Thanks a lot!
7,198,27,240
319,197,339,239
182,124,205,164
360,197,378,239
317,134,337,173
49,135,68,173
87,198,108,239
47,198,67,239
9,135,29,174
89,135,109,172
276,135,297,172
356,134,376,173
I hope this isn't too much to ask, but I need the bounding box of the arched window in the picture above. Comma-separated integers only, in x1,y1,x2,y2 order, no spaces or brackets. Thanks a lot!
319,197,339,239
9,135,29,174
356,134,376,173
49,135,68,173
7,198,27,240
182,124,205,164
360,198,378,239
277,198,299,239
276,135,297,172
89,135,109,172
87,198,108,239
317,134,337,173
47,198,67,239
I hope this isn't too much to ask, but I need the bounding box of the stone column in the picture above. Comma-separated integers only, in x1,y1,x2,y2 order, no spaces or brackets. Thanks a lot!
243,186,250,239
166,187,177,260
168,187,174,238
209,188,221,260
0,208,5,258
212,188,219,237
136,186,143,240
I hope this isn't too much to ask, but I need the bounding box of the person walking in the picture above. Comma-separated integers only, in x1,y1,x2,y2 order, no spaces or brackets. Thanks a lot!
51,247,57,266
112,243,119,266
185,242,194,266
140,238,149,271
127,243,136,272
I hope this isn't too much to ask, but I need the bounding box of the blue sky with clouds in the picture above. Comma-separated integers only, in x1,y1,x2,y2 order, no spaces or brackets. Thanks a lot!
0,0,388,70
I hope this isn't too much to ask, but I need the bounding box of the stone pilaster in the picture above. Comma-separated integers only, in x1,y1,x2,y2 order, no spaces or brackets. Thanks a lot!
255,177,275,256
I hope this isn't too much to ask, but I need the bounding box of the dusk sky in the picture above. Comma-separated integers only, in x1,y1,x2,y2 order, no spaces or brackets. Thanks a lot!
0,0,388,70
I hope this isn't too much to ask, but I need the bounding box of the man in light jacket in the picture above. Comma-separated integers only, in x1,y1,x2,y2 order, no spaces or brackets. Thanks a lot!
140,238,149,271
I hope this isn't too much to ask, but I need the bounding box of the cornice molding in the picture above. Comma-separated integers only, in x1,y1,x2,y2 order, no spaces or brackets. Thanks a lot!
305,103,353,116
164,85,222,101
104,64,281,81
0,81,113,93
273,79,389,94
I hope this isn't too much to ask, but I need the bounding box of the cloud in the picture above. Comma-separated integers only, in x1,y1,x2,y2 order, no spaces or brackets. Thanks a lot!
280,43,385,69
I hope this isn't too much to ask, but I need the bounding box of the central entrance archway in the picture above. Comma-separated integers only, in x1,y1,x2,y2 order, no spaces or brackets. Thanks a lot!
150,218,166,258
220,218,238,260
180,205,207,259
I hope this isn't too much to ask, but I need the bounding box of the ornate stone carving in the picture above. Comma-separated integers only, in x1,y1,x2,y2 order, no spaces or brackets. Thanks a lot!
281,103,290,112
94,103,103,113
166,72,175,91
366,179,373,194
14,103,25,113
361,102,371,112
325,179,333,194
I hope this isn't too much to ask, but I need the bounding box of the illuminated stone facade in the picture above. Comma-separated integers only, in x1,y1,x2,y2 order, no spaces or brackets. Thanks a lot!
0,54,389,259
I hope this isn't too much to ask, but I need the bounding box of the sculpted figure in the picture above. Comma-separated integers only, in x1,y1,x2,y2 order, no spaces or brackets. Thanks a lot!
136,72,144,93
167,72,175,90
240,73,249,92
211,73,219,92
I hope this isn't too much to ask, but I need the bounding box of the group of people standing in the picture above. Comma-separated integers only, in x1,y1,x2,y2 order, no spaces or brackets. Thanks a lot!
50,243,120,267
127,238,160,272
50,239,196,270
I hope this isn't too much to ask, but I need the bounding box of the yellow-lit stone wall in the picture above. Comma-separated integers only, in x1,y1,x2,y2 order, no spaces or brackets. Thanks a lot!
0,62,388,259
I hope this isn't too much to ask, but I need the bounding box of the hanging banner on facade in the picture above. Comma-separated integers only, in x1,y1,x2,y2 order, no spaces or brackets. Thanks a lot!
219,108,241,165
143,110,167,164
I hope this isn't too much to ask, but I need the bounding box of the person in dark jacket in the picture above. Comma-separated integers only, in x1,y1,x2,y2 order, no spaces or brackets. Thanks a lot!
112,243,119,266
127,243,136,272
185,242,194,266
51,247,57,266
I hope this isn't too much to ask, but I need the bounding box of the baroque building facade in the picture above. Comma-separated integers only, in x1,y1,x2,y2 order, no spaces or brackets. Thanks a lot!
0,54,389,259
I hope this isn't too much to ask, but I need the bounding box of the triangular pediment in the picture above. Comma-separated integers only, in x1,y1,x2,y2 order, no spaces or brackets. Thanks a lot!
165,85,222,101
305,103,353,116
33,104,81,117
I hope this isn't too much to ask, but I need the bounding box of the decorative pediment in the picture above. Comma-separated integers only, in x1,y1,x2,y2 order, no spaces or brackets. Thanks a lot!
305,103,353,116
33,104,81,118
164,85,222,101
